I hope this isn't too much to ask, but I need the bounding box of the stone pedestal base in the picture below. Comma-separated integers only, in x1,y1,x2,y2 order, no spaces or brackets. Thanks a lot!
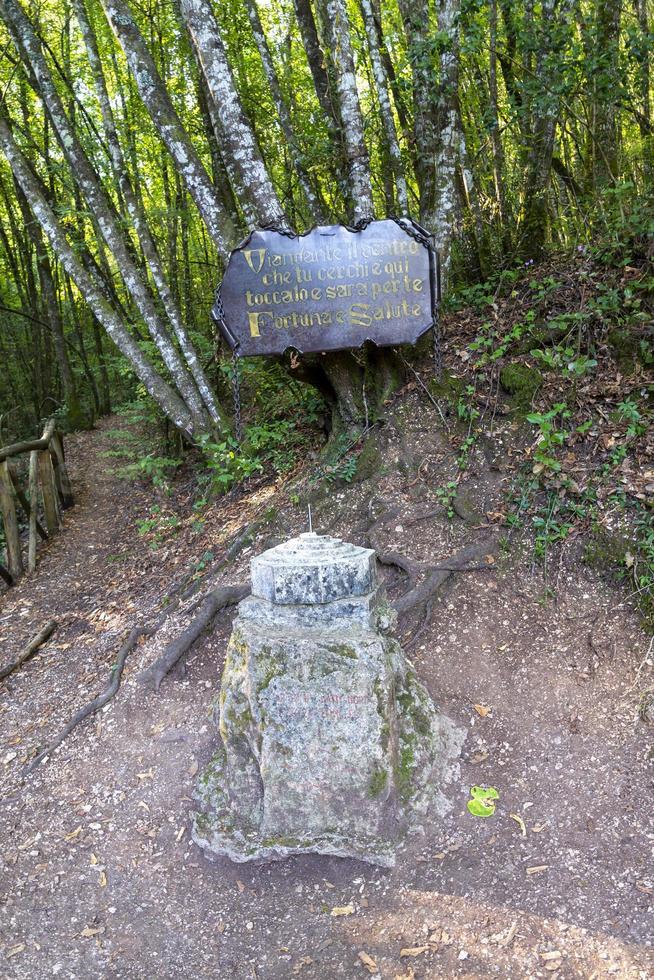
192,600,464,867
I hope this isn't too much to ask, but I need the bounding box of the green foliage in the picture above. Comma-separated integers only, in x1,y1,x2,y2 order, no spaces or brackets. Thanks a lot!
136,505,182,549
198,434,264,494
119,454,182,488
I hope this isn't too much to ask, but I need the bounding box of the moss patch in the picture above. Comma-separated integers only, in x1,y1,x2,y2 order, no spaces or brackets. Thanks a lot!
354,439,383,482
583,527,630,569
428,371,465,404
368,765,389,799
499,362,541,409
607,328,640,375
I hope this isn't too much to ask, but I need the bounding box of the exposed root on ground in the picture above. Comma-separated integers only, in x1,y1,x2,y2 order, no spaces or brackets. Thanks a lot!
0,620,56,681
25,622,155,774
392,537,499,648
140,583,249,691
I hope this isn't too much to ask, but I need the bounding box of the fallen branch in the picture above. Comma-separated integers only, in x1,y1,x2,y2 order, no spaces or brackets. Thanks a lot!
25,622,154,774
0,620,56,681
140,583,249,692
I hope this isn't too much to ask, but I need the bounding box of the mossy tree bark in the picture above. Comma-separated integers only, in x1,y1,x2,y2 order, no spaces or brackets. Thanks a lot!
291,346,406,439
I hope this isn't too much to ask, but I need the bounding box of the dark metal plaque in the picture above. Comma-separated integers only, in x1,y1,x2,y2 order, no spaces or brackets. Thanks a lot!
213,219,438,357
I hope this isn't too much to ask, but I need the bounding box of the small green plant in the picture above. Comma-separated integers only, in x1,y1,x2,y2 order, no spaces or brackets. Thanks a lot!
531,346,597,376
198,434,264,493
119,453,181,489
324,454,357,485
526,402,571,475
436,480,458,518
467,785,499,817
616,398,647,438
136,507,182,549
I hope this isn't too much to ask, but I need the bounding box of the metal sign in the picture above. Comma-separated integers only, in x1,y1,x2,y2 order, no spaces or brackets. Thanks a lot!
213,219,439,357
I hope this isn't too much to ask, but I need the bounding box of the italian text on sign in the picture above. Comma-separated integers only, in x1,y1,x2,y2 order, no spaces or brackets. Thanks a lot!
213,219,438,356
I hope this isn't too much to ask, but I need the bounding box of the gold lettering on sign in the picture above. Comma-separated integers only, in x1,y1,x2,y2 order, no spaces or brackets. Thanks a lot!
248,311,269,337
236,233,430,341
243,249,266,274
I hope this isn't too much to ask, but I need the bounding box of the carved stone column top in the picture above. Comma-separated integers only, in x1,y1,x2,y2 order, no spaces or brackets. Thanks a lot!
250,531,377,605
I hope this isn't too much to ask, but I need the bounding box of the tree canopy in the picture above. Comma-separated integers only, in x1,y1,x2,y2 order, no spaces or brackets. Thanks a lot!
0,0,651,441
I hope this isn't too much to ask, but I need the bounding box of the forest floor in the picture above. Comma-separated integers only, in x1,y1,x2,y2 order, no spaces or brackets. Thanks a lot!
0,392,652,979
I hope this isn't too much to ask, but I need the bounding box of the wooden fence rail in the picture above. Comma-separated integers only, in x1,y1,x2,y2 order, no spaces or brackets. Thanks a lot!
0,419,74,587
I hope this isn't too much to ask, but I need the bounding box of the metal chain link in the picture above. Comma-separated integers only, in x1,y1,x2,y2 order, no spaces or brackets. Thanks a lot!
231,347,242,444
386,217,443,382
432,302,442,378
212,284,243,444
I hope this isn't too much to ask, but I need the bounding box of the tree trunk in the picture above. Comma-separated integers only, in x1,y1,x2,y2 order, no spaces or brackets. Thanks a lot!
74,0,225,431
359,0,408,213
0,114,197,437
320,0,374,222
593,0,621,186
99,0,235,258
0,0,214,435
243,0,324,222
178,0,287,228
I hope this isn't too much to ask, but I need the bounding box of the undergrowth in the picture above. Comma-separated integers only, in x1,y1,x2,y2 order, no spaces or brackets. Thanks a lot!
438,210,653,630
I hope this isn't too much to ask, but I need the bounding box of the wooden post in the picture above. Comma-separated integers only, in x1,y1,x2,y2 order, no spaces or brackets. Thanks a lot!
0,459,24,581
28,450,39,572
50,432,73,508
37,449,61,535
9,461,47,541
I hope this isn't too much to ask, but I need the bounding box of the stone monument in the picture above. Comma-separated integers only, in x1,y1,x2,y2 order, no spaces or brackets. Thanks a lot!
192,532,464,867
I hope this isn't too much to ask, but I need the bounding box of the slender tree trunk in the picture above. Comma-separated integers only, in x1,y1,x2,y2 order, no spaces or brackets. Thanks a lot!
178,0,287,228
0,115,196,437
99,0,234,256
359,0,407,213
90,313,112,415
518,0,575,257
634,0,652,180
294,0,339,133
320,0,374,222
75,0,225,429
593,0,621,186
0,0,213,434
243,0,324,222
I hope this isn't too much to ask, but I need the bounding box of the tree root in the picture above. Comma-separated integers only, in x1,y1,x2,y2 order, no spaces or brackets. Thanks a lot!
23,517,266,773
140,583,249,691
0,620,56,681
25,622,154,774
376,551,421,590
393,537,497,617
392,537,498,648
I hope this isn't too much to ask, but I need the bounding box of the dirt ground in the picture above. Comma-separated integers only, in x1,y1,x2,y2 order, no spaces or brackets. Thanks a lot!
0,406,652,980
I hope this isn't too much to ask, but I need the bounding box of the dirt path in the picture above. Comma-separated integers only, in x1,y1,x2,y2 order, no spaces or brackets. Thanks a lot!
1,401,652,979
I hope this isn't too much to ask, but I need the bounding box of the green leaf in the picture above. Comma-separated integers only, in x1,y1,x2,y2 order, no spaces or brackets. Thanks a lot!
467,785,499,817
467,798,496,817
471,785,499,800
